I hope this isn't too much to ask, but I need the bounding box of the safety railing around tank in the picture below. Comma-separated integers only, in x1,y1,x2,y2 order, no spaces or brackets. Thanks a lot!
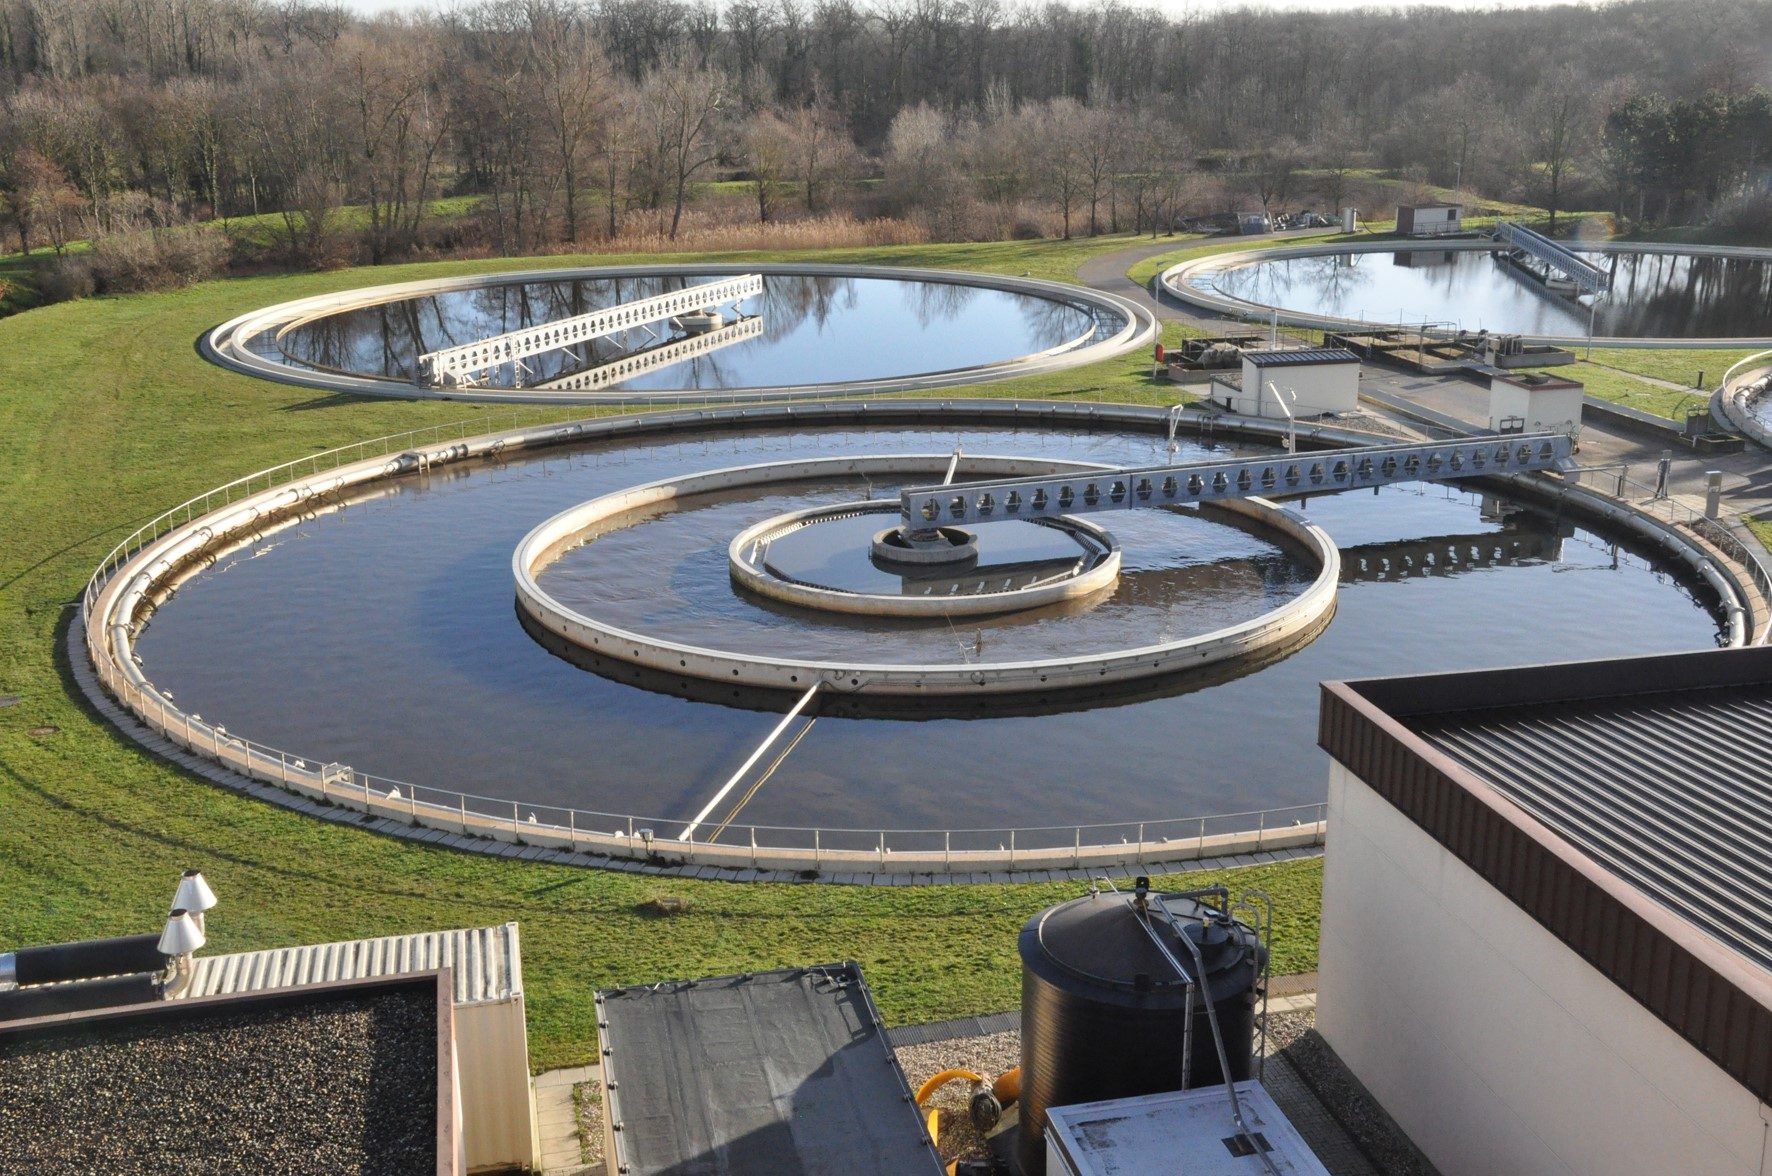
84,633,1324,873
81,410,560,619
1566,458,1772,645
1714,349,1772,449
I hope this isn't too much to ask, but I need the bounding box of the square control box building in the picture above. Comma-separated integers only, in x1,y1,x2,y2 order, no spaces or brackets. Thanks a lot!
1210,349,1362,420
1488,370,1584,441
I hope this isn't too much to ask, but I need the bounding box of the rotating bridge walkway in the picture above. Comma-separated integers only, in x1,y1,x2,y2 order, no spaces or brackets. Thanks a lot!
900,433,1576,528
416,273,764,387
1492,223,1611,294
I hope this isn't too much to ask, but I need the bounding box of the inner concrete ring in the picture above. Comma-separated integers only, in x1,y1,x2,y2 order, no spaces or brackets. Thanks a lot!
513,453,1341,697
201,262,1158,405
729,502,1121,618
1162,239,1772,349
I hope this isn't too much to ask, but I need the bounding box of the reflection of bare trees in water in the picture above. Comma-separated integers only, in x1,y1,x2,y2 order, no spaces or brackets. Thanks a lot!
277,272,1117,388
1599,253,1772,337
756,274,855,341
898,277,978,330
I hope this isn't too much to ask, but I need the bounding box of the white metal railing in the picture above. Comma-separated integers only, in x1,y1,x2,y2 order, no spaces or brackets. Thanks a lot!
416,274,764,386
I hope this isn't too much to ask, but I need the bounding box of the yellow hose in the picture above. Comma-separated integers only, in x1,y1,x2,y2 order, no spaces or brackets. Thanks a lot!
915,1067,985,1106
992,1066,1021,1105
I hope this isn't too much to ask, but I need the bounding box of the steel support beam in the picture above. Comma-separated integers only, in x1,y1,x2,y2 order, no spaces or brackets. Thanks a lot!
417,273,765,386
899,433,1574,528
1493,223,1611,293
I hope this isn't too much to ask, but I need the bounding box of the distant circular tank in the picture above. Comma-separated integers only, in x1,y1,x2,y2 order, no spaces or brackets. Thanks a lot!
1016,889,1265,1176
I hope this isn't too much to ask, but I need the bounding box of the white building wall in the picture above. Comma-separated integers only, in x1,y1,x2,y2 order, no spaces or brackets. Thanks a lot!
1490,382,1584,439
1318,762,1772,1176
1225,358,1359,418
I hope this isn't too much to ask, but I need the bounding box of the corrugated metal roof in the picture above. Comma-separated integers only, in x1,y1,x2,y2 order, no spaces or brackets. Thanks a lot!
1411,686,1772,973
184,923,521,1006
1244,349,1361,367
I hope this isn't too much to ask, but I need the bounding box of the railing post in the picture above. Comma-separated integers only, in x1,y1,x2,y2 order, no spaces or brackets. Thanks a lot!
1009,828,1016,869
750,825,757,869
460,793,467,832
512,801,520,842
1198,817,1206,857
568,807,576,849
878,829,886,867
814,827,821,869
944,829,951,870
1074,825,1081,867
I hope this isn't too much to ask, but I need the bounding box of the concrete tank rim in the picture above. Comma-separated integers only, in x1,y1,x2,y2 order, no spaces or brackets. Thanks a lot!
726,499,1121,619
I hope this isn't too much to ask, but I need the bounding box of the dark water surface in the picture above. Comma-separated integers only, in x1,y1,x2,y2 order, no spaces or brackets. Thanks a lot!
263,274,1116,390
1201,249,1772,338
132,424,1724,834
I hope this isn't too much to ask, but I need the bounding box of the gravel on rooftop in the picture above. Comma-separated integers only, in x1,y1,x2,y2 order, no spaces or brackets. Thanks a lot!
0,987,440,1176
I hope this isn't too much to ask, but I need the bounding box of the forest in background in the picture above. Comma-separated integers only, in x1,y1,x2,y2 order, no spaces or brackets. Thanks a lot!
1,0,1769,301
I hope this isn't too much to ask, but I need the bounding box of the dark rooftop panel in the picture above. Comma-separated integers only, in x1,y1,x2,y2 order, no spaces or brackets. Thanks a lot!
598,963,942,1176
1243,348,1362,367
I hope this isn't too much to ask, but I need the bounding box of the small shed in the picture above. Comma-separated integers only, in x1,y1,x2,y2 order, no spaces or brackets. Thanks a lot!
1210,348,1362,419
1488,371,1583,440
181,923,535,1174
1396,203,1463,237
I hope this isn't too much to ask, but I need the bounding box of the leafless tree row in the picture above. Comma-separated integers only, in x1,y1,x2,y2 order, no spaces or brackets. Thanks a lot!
0,0,1768,283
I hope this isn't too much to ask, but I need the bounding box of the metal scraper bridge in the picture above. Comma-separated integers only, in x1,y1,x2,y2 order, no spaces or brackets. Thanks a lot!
1492,223,1611,294
899,433,1575,528
416,273,764,387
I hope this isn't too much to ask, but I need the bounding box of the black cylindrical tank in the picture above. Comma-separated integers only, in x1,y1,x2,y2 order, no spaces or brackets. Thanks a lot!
1016,889,1264,1176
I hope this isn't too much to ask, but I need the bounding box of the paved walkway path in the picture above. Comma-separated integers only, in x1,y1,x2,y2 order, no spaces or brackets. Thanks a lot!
535,1064,601,1175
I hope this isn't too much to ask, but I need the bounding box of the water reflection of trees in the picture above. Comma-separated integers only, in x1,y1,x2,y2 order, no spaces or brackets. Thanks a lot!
279,272,1116,389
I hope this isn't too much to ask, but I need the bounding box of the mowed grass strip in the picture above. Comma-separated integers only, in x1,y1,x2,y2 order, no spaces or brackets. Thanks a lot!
0,235,1305,1072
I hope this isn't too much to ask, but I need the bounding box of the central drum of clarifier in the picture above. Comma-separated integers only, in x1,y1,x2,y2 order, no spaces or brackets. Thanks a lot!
730,502,1121,618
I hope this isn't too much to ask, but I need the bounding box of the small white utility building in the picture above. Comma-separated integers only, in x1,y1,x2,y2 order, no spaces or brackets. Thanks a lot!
1488,370,1584,440
1209,349,1362,420
1395,202,1463,237
1317,649,1772,1176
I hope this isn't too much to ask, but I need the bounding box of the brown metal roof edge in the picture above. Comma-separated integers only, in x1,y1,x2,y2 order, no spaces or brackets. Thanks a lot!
1339,645,1772,721
1319,680,1772,1103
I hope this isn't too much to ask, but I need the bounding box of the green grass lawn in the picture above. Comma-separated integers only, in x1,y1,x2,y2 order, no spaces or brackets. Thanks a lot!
0,233,1308,1073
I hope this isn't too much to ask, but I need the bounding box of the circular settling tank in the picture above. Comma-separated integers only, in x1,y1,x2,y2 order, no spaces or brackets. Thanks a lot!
108,407,1728,841
203,264,1155,403
1169,241,1772,343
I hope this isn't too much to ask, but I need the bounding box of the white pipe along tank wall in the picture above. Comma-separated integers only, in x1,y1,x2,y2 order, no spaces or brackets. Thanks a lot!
1317,765,1772,1176
177,923,538,1173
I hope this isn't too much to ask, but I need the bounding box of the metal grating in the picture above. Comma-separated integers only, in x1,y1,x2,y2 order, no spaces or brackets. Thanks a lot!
1243,349,1362,367
184,922,521,1007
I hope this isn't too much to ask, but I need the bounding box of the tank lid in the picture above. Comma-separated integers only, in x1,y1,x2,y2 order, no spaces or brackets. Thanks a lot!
1030,891,1251,993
